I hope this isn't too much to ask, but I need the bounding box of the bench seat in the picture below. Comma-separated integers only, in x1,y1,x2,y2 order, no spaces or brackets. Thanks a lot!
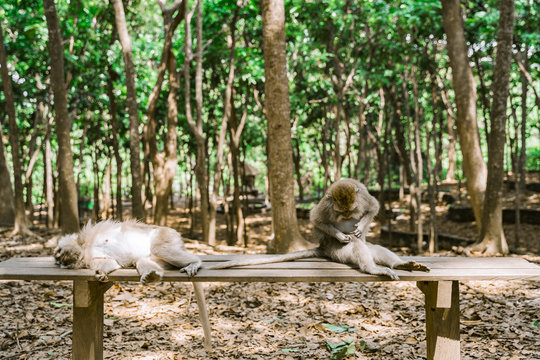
1,255,539,359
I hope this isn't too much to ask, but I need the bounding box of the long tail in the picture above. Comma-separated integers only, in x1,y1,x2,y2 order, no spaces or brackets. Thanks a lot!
204,249,320,270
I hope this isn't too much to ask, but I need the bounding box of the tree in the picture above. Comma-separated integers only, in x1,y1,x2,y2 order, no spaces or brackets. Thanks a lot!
184,0,210,242
144,0,185,225
112,0,145,221
43,0,80,234
0,120,15,224
441,0,487,234
0,21,30,234
261,0,311,253
472,0,514,255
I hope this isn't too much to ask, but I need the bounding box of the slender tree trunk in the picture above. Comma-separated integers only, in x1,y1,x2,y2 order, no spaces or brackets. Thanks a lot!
292,138,304,201
112,0,144,221
411,62,424,253
106,67,123,220
229,102,247,246
436,74,457,182
441,0,487,234
100,160,112,219
184,0,209,241
0,121,15,224
0,21,32,234
44,121,54,227
208,6,239,246
261,0,311,253
43,0,79,233
473,0,514,255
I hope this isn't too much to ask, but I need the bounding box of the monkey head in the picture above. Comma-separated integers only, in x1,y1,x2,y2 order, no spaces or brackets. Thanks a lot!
327,179,360,220
54,233,84,269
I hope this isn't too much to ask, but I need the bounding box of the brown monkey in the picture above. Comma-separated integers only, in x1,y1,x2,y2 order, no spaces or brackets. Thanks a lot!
207,178,429,280
54,220,202,283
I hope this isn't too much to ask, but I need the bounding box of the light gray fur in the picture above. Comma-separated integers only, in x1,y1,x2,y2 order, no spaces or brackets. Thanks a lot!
54,220,201,283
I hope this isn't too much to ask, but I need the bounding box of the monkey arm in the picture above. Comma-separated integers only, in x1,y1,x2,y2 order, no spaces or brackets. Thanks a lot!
312,220,354,243
352,195,379,238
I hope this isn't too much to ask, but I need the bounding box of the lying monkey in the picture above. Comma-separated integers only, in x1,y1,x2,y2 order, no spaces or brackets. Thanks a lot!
54,220,201,283
207,178,430,280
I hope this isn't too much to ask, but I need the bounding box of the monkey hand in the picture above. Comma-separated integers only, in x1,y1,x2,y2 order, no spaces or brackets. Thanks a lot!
95,270,110,282
352,227,364,238
180,263,201,277
336,232,354,243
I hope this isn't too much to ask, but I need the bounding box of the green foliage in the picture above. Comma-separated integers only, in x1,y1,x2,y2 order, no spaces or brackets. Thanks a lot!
0,0,538,204
325,338,357,359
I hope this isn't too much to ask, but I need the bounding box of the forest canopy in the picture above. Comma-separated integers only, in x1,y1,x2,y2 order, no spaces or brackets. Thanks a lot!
0,0,538,249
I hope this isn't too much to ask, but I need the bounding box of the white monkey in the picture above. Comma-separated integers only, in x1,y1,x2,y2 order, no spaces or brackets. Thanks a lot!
54,220,201,283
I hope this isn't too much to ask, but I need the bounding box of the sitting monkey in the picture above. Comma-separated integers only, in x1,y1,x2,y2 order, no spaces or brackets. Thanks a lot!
207,178,429,280
54,220,201,283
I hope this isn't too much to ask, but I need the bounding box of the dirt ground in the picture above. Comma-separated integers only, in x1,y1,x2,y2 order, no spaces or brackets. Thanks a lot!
0,191,539,359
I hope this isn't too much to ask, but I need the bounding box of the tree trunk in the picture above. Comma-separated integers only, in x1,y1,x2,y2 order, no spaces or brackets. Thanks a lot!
441,0,487,234
106,66,123,221
44,120,54,227
0,121,15,224
208,6,239,246
112,0,144,221
43,0,80,233
261,0,311,253
472,0,514,255
184,0,209,242
0,21,32,234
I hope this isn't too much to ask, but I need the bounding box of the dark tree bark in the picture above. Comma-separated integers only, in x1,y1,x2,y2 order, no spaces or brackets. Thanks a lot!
0,121,15,224
261,0,311,253
0,22,32,234
472,0,514,255
441,0,487,234
112,0,145,221
43,0,80,233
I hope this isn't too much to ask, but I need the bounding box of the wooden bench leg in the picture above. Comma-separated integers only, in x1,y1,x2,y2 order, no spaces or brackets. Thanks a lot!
72,281,112,360
417,281,460,360
192,282,212,350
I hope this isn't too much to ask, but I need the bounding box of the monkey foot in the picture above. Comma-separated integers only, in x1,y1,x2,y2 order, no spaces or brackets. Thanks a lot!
141,270,163,284
394,261,430,272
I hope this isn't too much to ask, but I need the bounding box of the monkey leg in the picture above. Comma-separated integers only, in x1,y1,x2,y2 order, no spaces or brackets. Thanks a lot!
339,241,399,280
91,257,122,282
367,243,430,272
152,247,202,277
135,257,164,284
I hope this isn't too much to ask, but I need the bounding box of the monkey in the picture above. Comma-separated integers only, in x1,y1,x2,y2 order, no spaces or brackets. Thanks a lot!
54,220,202,284
206,178,429,280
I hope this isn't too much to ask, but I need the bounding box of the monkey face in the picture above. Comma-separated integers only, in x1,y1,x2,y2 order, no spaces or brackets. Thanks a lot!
54,234,83,269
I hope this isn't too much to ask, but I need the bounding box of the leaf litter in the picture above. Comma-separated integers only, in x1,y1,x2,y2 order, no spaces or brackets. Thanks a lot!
0,210,539,359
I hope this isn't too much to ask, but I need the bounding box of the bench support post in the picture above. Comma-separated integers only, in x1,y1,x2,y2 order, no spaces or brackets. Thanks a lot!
72,281,112,360
417,280,460,360
192,282,212,350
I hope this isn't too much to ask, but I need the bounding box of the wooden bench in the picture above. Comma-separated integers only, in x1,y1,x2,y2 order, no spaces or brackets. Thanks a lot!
1,255,539,359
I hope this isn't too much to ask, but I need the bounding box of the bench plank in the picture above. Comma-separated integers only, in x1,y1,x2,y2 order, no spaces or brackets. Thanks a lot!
1,256,539,282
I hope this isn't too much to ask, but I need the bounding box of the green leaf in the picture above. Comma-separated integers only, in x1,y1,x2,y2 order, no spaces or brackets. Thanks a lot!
323,323,357,333
533,320,539,327
49,302,73,308
325,338,356,359
281,348,300,353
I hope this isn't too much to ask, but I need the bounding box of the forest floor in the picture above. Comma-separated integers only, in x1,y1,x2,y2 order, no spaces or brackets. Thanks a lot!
1,188,539,359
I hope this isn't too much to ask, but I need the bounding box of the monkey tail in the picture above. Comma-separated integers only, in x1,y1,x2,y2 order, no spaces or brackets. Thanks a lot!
204,249,320,270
